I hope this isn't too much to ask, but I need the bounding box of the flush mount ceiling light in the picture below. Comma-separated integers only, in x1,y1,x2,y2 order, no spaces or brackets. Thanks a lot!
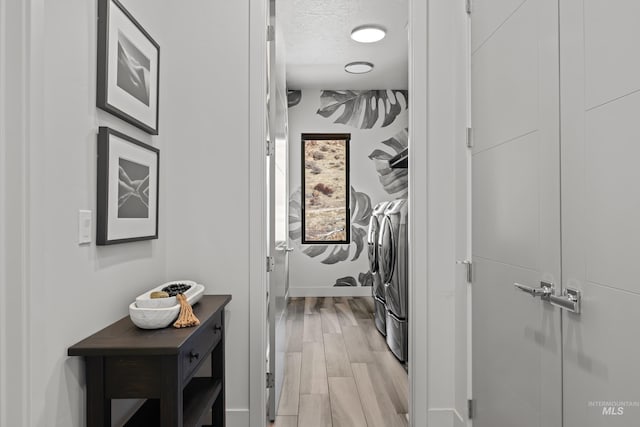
351,25,387,43
345,61,374,74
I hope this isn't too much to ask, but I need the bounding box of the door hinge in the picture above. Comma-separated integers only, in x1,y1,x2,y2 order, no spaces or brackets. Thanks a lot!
266,139,274,156
266,256,274,272
267,25,275,42
266,372,275,388
466,0,472,14
468,399,474,419
466,127,473,148
457,260,473,283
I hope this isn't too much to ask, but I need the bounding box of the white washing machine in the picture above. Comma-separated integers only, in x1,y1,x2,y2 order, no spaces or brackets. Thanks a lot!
367,201,391,336
378,199,408,362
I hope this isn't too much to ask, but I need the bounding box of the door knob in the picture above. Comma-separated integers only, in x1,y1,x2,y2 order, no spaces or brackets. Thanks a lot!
514,282,553,300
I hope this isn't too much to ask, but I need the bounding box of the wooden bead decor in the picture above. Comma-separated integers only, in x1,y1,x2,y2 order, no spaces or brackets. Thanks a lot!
173,293,200,328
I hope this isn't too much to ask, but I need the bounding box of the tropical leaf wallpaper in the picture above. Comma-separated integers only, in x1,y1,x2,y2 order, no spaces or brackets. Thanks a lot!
368,128,409,199
316,90,408,129
287,89,409,289
287,90,302,108
289,186,372,264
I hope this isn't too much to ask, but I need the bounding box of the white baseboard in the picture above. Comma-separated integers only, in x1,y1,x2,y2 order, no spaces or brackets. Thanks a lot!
429,408,466,427
226,408,249,427
288,287,373,297
453,408,467,427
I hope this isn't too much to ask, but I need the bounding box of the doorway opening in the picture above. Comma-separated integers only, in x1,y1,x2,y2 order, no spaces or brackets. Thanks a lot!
250,0,433,425
267,0,410,425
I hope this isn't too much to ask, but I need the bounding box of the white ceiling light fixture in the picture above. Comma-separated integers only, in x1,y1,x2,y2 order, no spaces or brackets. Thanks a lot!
350,25,386,43
344,61,374,74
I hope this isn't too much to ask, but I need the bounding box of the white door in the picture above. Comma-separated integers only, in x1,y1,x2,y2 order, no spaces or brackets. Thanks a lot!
266,4,277,418
471,0,562,425
560,0,640,424
267,11,292,420
269,65,292,424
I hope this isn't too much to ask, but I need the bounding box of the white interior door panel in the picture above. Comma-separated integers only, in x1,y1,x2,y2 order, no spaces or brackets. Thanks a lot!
472,0,561,426
471,0,538,154
584,0,640,109
471,0,528,53
561,1,640,424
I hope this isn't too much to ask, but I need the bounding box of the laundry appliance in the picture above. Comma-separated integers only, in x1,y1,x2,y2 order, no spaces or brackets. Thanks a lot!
378,198,408,362
367,201,391,336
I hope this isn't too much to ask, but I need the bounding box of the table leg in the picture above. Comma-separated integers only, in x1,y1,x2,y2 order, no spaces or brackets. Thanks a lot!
160,356,183,427
212,315,226,427
85,357,111,427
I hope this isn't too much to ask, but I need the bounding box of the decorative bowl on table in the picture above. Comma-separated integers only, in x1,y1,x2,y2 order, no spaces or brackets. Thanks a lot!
135,280,199,308
129,283,205,329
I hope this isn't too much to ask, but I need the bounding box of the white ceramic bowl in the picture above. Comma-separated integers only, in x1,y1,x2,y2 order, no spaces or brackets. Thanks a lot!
129,284,205,329
129,302,181,329
135,280,199,309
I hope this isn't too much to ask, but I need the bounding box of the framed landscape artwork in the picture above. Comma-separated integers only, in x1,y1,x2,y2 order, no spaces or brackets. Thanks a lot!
97,127,159,245
97,0,160,134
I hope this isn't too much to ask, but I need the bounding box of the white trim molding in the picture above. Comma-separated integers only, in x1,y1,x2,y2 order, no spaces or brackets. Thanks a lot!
227,408,250,426
0,1,7,424
1,0,33,424
428,408,466,427
409,0,430,425
248,0,269,425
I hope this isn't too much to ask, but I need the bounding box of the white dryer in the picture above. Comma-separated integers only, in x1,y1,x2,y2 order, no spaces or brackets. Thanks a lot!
367,201,391,336
378,199,408,362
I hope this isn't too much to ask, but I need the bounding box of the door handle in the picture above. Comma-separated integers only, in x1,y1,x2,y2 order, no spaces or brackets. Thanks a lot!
285,247,294,252
548,288,581,314
514,282,582,314
514,282,553,300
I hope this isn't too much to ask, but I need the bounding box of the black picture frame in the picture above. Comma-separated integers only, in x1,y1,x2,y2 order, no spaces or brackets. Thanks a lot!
301,133,351,244
97,0,160,135
97,127,160,245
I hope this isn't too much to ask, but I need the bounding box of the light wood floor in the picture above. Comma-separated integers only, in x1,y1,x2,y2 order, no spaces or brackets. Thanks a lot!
271,296,409,427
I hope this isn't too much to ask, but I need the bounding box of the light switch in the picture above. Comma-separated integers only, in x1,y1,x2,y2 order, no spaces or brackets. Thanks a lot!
78,210,92,245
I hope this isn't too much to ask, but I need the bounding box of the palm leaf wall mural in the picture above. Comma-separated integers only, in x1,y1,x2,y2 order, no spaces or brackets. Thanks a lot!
287,90,302,108
289,186,373,265
332,272,373,287
334,276,358,287
316,90,408,129
368,128,409,199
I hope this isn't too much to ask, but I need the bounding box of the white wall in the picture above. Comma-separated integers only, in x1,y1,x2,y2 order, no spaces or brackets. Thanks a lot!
29,0,168,425
1,0,470,425
0,0,16,425
426,0,469,425
161,1,251,424
0,0,253,426
287,89,408,296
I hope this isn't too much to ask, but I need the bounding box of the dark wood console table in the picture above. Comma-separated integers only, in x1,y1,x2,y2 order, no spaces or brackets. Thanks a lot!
68,294,232,427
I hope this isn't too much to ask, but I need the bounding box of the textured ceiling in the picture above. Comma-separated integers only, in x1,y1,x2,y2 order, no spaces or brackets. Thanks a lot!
277,0,408,90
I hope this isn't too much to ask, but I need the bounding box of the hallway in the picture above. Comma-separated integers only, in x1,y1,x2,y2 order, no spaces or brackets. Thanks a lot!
272,297,409,427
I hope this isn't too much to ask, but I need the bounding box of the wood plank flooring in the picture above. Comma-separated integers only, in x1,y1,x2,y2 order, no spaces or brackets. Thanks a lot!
272,297,408,427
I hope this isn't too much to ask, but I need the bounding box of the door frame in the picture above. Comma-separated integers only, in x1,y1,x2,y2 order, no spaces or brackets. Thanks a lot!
0,0,42,424
0,0,6,422
249,1,430,426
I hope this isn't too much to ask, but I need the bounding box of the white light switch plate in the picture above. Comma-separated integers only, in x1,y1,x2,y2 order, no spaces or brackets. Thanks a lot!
78,210,92,245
